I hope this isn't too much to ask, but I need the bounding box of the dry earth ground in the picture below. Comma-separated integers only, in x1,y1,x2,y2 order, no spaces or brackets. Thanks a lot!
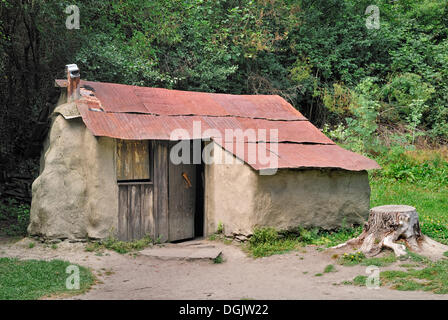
1,237,447,300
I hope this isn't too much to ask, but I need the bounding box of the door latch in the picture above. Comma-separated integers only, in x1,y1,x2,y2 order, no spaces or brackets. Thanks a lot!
182,172,192,188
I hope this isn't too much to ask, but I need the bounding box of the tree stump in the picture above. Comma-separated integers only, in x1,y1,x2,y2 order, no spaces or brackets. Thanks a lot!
333,205,448,258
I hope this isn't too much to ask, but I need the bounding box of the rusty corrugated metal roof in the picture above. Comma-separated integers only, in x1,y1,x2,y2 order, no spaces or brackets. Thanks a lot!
77,102,333,144
55,79,380,171
58,79,306,120
215,141,380,171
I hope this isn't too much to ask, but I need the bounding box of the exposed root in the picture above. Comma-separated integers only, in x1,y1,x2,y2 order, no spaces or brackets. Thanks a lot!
332,205,448,259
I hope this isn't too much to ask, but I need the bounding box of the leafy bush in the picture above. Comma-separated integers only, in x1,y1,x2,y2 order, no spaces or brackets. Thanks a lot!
0,199,30,236
249,227,279,246
375,147,448,187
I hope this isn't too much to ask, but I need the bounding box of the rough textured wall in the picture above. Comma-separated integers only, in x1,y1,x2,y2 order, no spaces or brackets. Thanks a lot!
253,169,370,231
28,108,118,240
205,142,370,236
204,142,258,236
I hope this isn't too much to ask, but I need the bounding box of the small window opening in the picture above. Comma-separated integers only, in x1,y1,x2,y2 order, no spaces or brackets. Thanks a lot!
116,140,151,182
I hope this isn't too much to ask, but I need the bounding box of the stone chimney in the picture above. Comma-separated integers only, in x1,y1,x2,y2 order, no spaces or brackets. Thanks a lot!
66,64,80,102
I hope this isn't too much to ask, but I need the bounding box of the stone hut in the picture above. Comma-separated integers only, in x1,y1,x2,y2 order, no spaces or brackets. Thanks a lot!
29,65,380,241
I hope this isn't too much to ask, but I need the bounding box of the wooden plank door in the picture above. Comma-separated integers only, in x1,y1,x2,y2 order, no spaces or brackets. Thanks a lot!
118,183,154,241
168,143,197,241
116,139,154,241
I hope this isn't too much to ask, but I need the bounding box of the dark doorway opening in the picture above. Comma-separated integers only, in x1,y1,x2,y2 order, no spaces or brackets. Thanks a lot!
167,140,205,242
194,152,205,238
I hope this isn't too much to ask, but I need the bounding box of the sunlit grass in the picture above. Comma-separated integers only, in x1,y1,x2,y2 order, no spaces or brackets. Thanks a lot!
370,179,448,245
0,258,94,300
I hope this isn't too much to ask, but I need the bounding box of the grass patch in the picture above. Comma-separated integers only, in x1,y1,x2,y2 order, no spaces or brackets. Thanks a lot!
213,254,223,264
245,227,302,258
84,234,159,254
324,264,336,273
338,251,366,266
245,226,363,258
338,251,398,267
380,258,448,294
361,253,397,267
344,253,448,294
309,226,363,248
247,238,301,258
353,275,368,286
399,263,421,268
0,258,94,300
406,251,431,264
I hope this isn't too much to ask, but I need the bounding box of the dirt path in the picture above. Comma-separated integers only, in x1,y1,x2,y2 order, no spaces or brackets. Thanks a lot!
1,237,447,300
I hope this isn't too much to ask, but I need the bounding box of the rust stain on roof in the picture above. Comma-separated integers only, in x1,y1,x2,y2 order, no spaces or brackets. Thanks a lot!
58,79,306,120
77,103,333,144
215,141,380,171
56,79,380,171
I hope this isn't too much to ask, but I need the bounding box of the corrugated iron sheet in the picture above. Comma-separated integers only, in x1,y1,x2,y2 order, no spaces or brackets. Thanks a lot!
55,79,380,171
57,79,306,120
77,102,334,144
215,141,381,171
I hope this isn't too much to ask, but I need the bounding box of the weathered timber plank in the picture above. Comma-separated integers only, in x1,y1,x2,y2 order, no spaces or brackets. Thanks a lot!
153,140,169,242
118,185,128,241
141,184,154,239
117,140,150,181
168,141,196,241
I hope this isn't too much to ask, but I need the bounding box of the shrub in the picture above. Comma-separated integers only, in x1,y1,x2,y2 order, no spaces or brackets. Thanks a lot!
0,198,30,236
249,227,279,246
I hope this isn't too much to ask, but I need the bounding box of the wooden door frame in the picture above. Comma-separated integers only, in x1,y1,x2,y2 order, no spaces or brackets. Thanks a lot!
117,139,206,242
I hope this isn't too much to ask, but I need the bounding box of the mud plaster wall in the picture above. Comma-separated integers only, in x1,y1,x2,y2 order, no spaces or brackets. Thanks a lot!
204,142,370,236
204,141,259,236
28,113,118,240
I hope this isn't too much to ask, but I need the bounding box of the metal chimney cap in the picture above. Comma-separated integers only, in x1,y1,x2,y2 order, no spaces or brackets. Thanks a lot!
66,64,80,78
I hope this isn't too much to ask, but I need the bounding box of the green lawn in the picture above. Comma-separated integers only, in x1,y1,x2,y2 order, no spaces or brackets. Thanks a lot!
0,258,94,300
370,179,448,245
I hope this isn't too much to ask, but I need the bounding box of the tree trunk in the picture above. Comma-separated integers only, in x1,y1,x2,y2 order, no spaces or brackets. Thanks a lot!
333,205,448,258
